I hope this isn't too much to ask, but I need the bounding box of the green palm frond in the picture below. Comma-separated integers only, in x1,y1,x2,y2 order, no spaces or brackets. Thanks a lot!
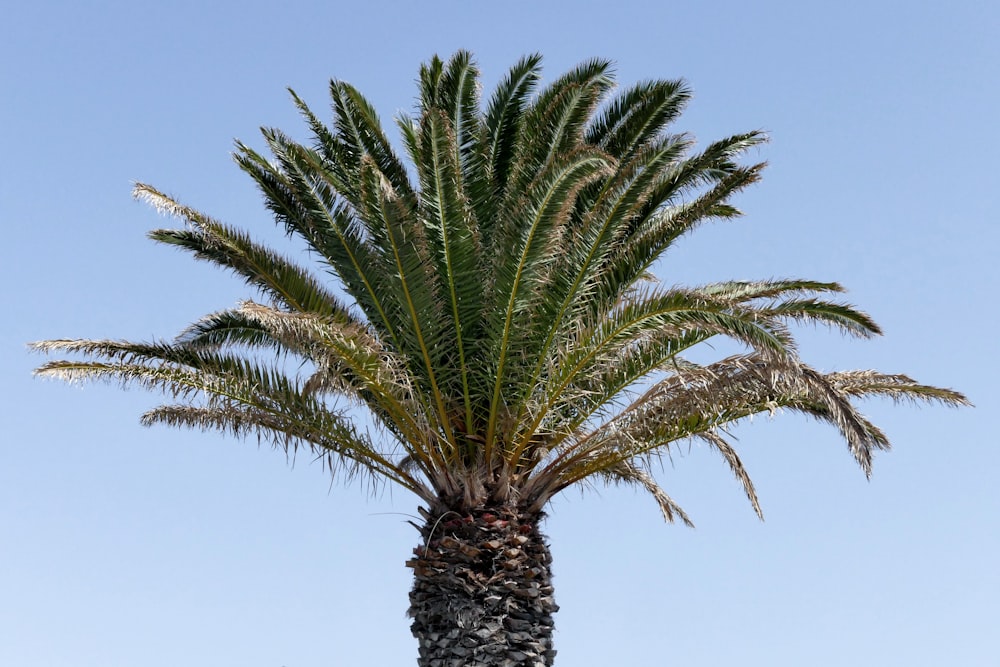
286,89,359,204
177,308,280,349
419,51,482,173
136,185,353,320
330,80,416,208
599,161,766,303
481,54,543,198
235,135,407,351
586,78,691,158
411,107,484,435
755,298,882,337
696,278,845,301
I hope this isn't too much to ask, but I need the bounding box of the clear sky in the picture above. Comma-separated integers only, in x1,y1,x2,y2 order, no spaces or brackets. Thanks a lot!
2,1,997,665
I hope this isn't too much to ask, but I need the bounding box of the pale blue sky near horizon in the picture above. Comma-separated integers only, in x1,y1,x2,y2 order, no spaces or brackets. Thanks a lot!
2,2,997,666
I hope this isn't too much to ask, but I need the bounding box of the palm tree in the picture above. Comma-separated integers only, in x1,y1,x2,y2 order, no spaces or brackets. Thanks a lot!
33,51,966,666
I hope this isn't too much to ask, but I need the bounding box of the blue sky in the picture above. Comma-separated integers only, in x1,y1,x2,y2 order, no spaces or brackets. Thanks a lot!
2,1,997,665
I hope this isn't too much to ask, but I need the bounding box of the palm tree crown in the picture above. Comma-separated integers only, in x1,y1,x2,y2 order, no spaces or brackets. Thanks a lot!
34,51,966,525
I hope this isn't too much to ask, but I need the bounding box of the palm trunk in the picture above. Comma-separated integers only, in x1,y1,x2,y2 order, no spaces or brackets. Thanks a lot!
407,507,558,666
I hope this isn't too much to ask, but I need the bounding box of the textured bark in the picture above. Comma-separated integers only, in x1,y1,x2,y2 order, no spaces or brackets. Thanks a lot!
407,506,558,667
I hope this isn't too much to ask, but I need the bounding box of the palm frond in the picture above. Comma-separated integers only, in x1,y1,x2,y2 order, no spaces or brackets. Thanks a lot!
287,89,359,204
137,184,352,319
413,107,484,436
177,308,281,349
234,136,405,350
825,370,970,406
599,161,765,300
32,338,433,496
356,156,460,462
586,78,691,159
554,353,966,493
330,80,416,208
755,298,882,338
695,431,762,519
696,279,845,301
593,459,694,526
481,53,543,200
